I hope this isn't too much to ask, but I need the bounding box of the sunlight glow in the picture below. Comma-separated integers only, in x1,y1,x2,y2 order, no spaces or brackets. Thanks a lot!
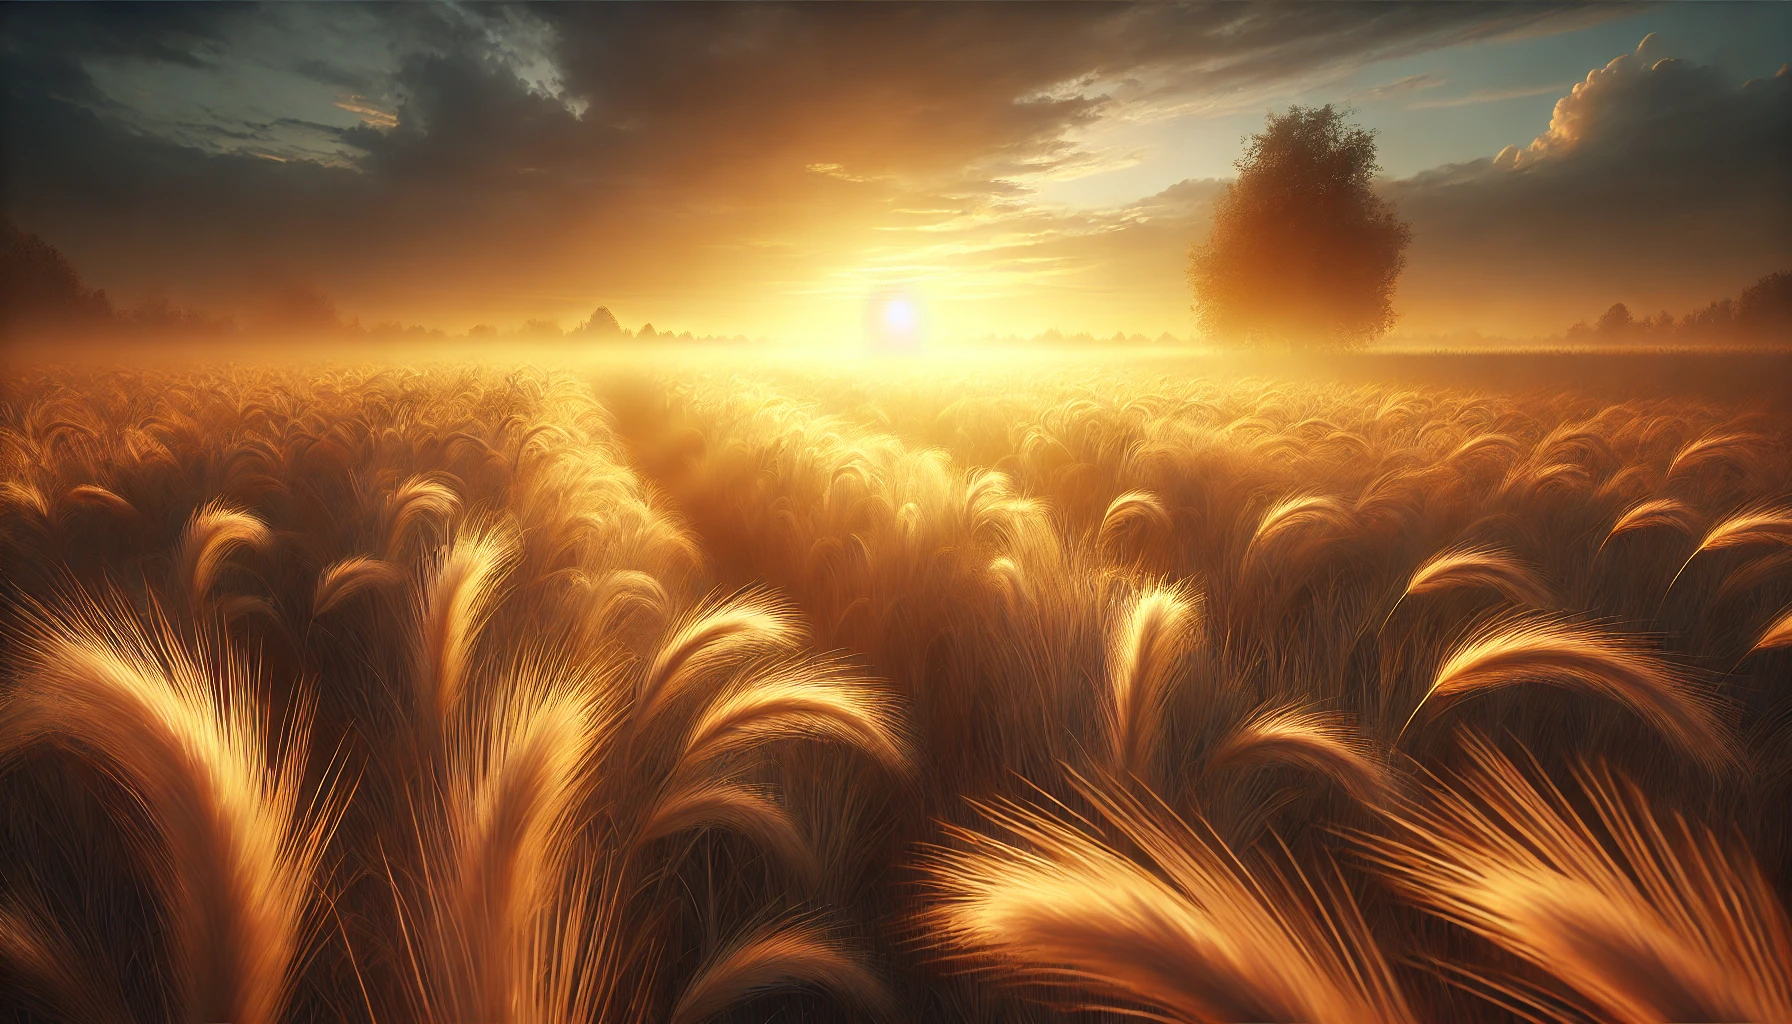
882,298,917,333
866,289,926,353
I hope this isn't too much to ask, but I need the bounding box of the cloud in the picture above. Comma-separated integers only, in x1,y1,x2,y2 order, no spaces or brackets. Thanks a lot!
332,96,398,130
1406,81,1567,109
0,4,1674,338
1386,35,1792,333
940,33,1791,338
1357,73,1447,102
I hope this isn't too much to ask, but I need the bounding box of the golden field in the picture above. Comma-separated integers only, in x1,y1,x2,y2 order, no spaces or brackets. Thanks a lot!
3,356,1790,1024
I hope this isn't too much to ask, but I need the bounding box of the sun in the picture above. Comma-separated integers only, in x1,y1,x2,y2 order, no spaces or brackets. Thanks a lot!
866,289,925,352
882,297,916,333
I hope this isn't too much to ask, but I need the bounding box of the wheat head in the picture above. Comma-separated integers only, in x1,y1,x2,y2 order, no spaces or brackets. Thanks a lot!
669,919,893,1024
176,498,271,619
636,588,802,731
923,776,1414,1024
1106,584,1199,781
1602,498,1701,551
312,554,405,617
1205,705,1390,808
3,595,333,1024
1361,734,1792,1024
1405,615,1735,772
1400,544,1553,611
415,518,520,742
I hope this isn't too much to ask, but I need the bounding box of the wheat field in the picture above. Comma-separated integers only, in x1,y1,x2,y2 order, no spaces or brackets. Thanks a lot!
2,358,1789,1024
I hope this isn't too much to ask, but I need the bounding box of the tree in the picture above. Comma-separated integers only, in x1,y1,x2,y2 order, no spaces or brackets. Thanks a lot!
575,305,623,336
1596,302,1635,336
1,218,113,329
259,283,342,333
1569,271,1791,343
1681,297,1736,336
1737,270,1792,336
1188,105,1411,349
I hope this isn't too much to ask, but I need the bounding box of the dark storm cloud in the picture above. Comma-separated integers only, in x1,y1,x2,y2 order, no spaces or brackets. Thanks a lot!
330,2,1580,199
1,1,235,70
1387,36,1792,330
7,2,1597,192
0,1,233,121
528,2,1606,181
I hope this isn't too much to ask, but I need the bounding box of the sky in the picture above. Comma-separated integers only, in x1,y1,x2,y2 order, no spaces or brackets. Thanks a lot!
3,2,1788,342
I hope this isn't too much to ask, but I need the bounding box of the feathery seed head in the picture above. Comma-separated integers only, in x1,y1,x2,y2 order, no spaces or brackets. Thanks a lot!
1403,545,1553,610
178,499,271,619
1362,736,1792,1024
1413,615,1736,772
1107,584,1199,780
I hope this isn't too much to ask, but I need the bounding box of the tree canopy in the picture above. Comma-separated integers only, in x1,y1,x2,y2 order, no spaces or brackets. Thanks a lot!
1188,105,1411,349
1,219,113,328
576,306,623,336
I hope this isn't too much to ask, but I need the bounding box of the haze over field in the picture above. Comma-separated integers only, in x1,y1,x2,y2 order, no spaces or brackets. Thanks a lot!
3,2,1788,344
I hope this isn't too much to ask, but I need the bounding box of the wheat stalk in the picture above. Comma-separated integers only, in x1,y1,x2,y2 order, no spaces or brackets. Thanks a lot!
2,595,335,1024
1106,584,1199,780
669,919,893,1024
414,518,520,745
1205,705,1389,808
1600,497,1701,552
640,779,819,885
1667,430,1764,478
1245,494,1353,569
1747,607,1792,656
1663,504,1792,599
636,588,802,732
1402,615,1734,771
1384,544,1552,630
419,649,615,1023
1097,489,1171,559
64,483,138,520
387,473,463,558
674,657,910,778
1361,734,1792,1023
313,554,405,617
177,498,271,619
923,775,1414,1024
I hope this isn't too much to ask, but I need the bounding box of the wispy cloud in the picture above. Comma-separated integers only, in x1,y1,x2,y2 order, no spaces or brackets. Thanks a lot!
806,163,896,184
1409,82,1567,109
332,94,397,129
1356,73,1447,102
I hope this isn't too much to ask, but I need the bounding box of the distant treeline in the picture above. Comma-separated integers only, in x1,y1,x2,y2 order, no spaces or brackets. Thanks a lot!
1565,271,1792,344
9,218,1788,349
0,221,750,344
0,220,233,335
506,306,755,345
